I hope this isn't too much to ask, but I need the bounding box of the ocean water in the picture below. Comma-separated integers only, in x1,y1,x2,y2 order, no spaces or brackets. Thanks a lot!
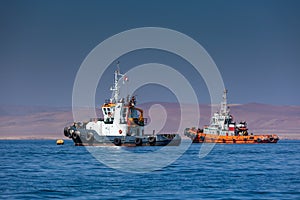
0,140,299,199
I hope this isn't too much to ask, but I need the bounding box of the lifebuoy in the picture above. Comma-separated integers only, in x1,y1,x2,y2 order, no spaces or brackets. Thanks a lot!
135,138,143,146
268,137,275,143
148,137,156,146
113,138,122,146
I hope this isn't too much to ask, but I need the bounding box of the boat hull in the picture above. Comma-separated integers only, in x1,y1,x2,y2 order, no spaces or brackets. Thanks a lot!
184,128,279,144
64,127,181,146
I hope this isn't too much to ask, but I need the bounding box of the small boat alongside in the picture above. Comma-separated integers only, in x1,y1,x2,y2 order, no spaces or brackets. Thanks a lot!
184,90,279,144
64,64,181,146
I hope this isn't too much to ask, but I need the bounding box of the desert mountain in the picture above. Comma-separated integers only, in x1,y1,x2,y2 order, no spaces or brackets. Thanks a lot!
0,103,299,139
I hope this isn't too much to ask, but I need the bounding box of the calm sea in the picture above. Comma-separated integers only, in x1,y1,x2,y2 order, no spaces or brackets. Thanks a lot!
0,140,299,199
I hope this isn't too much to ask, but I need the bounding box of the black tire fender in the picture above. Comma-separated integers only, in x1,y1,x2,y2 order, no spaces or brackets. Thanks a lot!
135,138,143,146
257,138,262,143
63,127,70,137
148,137,156,146
72,132,78,140
113,138,122,146
86,132,94,142
200,136,205,141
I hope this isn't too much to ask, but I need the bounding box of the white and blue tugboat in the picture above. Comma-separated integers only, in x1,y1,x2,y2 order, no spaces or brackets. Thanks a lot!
64,65,181,146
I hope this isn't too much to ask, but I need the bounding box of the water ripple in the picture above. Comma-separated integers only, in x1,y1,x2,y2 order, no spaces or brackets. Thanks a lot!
0,140,299,199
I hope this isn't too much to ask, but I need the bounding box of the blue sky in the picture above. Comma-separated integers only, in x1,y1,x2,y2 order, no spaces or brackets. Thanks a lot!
0,0,299,106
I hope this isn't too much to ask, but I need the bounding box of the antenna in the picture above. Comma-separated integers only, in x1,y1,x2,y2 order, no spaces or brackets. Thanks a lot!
117,60,120,73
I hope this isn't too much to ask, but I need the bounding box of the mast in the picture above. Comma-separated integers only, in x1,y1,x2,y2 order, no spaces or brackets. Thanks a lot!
110,61,126,103
220,89,229,115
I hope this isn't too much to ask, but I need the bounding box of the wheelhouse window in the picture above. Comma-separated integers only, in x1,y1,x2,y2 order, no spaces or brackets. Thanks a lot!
103,108,107,115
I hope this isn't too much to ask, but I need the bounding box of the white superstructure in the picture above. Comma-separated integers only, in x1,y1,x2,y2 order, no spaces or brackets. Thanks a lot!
85,68,145,137
203,90,236,136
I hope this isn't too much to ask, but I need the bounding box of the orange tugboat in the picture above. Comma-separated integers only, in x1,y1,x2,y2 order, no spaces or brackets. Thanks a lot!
184,90,279,144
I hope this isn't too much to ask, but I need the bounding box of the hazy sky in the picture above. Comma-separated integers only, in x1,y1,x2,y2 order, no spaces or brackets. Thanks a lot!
1,0,299,106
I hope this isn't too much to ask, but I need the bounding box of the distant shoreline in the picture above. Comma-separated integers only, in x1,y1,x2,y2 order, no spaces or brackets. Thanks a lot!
0,137,67,140
0,138,299,141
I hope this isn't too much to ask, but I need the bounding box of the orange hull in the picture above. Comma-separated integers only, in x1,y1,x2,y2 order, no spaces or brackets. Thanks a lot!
185,128,279,144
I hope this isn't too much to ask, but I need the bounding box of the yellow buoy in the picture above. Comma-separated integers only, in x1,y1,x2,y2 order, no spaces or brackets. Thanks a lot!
56,139,64,145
